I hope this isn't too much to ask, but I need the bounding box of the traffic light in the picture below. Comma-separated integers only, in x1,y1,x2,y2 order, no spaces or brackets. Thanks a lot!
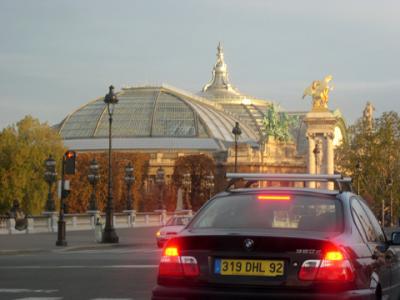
64,150,76,175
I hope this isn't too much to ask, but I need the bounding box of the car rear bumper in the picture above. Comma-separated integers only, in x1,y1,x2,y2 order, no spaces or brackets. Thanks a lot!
157,237,168,244
152,285,376,300
157,235,177,244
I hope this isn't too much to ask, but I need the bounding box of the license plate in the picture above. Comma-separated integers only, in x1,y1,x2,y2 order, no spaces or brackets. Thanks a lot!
215,259,284,277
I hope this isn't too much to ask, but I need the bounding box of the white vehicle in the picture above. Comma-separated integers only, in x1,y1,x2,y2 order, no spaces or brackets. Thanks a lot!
156,216,191,248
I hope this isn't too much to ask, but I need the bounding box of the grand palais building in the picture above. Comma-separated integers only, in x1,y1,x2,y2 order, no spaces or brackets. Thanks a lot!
57,44,346,192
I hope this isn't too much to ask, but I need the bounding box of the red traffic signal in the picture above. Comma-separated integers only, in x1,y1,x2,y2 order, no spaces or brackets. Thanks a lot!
64,150,76,175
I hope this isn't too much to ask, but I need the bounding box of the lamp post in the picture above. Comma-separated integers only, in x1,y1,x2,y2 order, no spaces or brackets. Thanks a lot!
124,162,135,211
87,159,100,211
44,155,57,212
313,141,321,188
355,161,362,195
155,167,165,210
205,173,215,199
388,178,393,227
182,172,192,210
232,122,242,173
313,141,321,174
102,85,119,243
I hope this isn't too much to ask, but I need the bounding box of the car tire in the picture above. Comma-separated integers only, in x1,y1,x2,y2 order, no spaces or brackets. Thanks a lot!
375,285,381,300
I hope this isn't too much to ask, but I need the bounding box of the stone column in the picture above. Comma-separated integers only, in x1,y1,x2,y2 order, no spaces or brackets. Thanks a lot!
42,211,58,232
304,110,338,190
326,133,335,190
155,209,167,226
7,218,16,234
123,210,136,227
26,217,34,234
87,210,101,229
307,134,316,188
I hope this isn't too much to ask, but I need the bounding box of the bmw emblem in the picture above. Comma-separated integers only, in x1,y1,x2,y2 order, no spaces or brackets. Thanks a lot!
243,238,254,251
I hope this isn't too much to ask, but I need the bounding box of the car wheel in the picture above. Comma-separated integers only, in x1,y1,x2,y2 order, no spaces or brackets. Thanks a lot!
375,285,381,300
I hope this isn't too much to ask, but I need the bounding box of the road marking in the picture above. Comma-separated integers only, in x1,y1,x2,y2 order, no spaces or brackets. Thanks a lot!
0,289,58,293
14,298,62,300
0,265,158,269
64,248,162,254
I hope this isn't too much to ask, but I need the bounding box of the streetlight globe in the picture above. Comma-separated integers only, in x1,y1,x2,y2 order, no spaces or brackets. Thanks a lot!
89,158,99,173
104,85,119,115
156,167,165,185
44,154,57,212
124,162,135,211
232,122,242,136
232,122,241,173
155,167,166,210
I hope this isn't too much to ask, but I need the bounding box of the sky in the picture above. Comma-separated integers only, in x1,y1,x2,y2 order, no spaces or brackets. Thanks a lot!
0,0,399,129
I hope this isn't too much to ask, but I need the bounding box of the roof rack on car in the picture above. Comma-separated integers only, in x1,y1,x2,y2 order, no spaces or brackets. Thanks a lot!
225,173,353,193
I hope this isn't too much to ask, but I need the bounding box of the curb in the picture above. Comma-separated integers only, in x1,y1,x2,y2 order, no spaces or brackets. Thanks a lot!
0,249,48,256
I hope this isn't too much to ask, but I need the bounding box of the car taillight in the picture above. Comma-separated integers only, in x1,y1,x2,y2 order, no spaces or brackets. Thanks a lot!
165,246,179,256
158,246,200,277
257,194,291,201
299,249,354,282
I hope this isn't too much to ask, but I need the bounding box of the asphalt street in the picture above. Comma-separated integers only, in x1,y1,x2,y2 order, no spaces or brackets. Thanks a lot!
0,227,161,300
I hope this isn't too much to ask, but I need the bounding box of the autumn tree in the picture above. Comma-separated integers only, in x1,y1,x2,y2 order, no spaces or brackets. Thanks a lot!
65,152,150,213
0,116,65,214
335,111,400,222
172,154,216,210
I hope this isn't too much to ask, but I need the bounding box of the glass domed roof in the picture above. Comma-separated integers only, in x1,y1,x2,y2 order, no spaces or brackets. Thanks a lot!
59,43,345,154
59,85,258,145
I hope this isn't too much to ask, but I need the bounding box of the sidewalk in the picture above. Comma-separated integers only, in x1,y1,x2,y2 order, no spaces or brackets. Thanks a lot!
0,226,159,255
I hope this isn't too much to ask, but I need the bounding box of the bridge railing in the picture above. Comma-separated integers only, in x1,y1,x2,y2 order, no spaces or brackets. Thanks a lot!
0,210,193,235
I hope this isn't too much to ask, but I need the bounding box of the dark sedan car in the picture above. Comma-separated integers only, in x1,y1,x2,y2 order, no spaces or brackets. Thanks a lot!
152,174,400,300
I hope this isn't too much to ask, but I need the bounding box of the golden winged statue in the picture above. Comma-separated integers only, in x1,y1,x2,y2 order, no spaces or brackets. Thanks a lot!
302,75,334,111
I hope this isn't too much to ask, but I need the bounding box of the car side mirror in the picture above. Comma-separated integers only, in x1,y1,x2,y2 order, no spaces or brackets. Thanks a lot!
391,232,400,245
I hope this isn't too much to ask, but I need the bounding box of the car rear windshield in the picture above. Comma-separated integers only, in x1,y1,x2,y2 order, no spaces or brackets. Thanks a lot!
190,193,343,232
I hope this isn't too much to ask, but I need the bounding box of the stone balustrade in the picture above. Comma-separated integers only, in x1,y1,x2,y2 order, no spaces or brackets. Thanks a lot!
0,210,193,235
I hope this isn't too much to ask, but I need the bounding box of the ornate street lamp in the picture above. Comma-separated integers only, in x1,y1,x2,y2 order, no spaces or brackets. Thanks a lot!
155,167,165,210
44,155,57,212
313,141,321,174
387,178,393,227
182,172,192,209
205,173,215,199
313,141,321,188
102,85,119,243
232,122,242,173
87,158,100,211
355,161,362,194
124,162,135,210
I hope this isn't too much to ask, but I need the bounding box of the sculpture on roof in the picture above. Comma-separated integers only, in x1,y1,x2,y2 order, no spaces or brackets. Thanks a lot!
203,42,229,91
201,42,240,96
363,101,375,131
262,104,297,142
302,75,334,111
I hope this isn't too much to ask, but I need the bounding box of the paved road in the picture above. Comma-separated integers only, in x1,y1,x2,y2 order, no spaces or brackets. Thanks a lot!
0,227,161,300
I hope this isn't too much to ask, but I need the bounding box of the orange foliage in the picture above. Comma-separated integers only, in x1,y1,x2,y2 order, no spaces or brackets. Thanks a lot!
65,152,150,213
